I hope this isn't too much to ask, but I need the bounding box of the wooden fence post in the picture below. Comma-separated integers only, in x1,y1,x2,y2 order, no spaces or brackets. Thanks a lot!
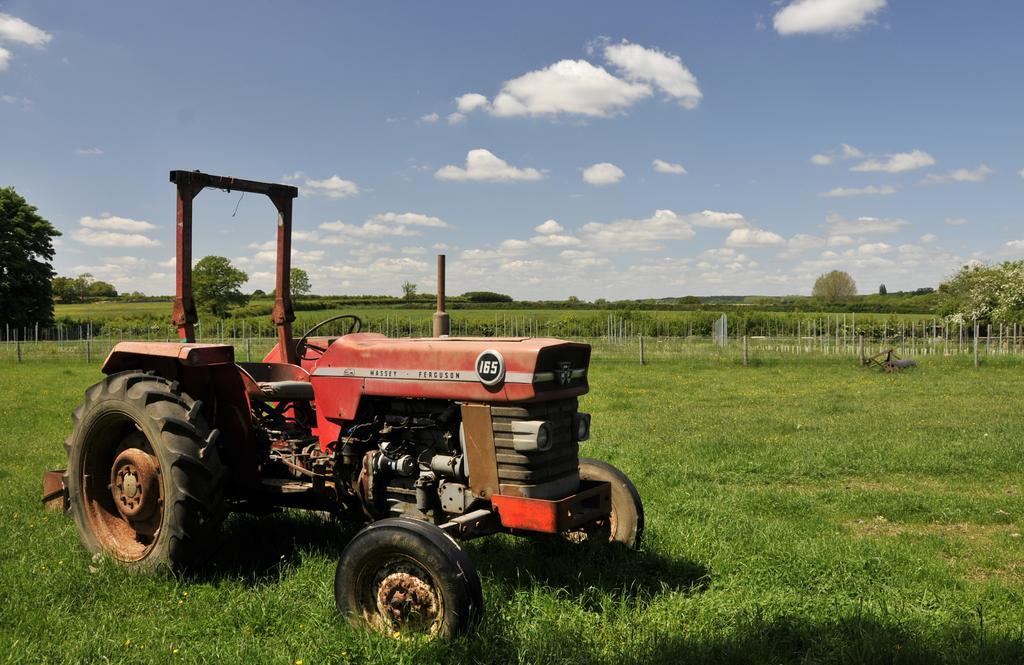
973,322,979,368
743,335,749,367
639,335,645,365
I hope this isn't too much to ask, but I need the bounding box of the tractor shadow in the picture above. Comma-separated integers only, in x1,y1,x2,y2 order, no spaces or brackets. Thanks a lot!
466,534,710,606
191,510,358,586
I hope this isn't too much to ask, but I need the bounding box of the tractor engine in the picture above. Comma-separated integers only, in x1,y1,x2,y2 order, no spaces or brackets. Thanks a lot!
335,396,587,521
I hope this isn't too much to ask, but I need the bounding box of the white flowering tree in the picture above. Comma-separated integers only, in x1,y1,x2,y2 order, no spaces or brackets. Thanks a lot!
938,261,1024,324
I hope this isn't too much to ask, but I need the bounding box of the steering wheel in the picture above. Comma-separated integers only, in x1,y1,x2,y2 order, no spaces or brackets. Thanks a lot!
295,314,362,361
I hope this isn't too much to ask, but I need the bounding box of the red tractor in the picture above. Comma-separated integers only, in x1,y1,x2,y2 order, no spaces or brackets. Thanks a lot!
46,171,643,638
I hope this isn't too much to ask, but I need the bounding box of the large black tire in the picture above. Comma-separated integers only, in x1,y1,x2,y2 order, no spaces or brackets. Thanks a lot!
335,518,483,639
64,371,226,572
578,458,644,548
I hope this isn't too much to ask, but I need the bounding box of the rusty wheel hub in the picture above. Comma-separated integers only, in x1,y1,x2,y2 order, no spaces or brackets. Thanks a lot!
110,448,159,521
374,564,440,633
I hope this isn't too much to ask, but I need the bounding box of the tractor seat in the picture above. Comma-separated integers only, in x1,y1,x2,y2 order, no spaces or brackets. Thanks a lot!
255,380,315,401
236,362,314,402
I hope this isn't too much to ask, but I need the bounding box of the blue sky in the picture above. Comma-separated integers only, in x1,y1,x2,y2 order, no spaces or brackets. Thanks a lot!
2,1,1022,299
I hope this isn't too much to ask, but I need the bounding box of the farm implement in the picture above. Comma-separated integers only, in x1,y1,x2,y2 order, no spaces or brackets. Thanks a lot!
42,170,643,638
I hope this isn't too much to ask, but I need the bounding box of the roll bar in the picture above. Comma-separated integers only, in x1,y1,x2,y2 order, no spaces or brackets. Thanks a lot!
169,170,299,364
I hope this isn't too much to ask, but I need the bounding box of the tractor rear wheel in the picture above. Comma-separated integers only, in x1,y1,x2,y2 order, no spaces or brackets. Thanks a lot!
64,371,226,572
572,458,644,549
335,518,483,639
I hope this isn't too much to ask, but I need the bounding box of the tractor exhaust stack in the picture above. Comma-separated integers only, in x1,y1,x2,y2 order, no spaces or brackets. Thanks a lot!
433,254,450,337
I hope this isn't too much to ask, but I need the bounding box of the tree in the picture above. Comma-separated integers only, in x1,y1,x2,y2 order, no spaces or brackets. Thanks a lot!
0,187,60,328
53,273,118,302
461,290,513,303
251,288,267,298
290,268,312,297
812,270,857,302
937,261,1024,324
878,283,887,295
88,279,118,298
193,256,249,318
401,280,417,300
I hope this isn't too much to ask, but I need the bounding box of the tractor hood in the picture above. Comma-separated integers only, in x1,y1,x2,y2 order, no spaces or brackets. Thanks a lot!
308,333,590,418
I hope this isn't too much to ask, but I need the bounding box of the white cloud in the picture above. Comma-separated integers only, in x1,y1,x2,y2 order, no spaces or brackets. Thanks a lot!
810,143,864,166
823,213,908,235
72,229,161,248
851,149,935,173
459,40,700,121
447,112,465,124
603,41,702,109
920,233,937,243
852,242,892,256
435,149,544,182
653,159,686,174
79,215,156,232
366,212,449,228
1007,240,1024,249
944,217,969,226
922,164,993,184
688,210,747,228
301,174,360,199
254,248,325,264
76,147,104,156
420,112,440,123
499,239,531,254
582,162,624,186
827,234,855,246
1018,168,1024,179
455,93,489,113
317,212,449,241
726,227,786,247
841,144,865,159
530,233,581,247
818,184,897,197
490,58,651,118
0,13,52,47
535,219,564,235
0,47,10,71
581,209,695,251
774,0,887,35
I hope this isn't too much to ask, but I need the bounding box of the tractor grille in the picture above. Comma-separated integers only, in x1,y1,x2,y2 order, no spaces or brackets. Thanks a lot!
490,398,581,499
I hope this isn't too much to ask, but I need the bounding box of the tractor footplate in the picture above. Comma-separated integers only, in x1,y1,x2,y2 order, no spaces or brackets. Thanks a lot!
491,480,611,533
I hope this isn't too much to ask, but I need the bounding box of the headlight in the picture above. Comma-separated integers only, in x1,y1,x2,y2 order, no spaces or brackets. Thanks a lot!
536,424,550,450
510,420,553,452
574,412,591,442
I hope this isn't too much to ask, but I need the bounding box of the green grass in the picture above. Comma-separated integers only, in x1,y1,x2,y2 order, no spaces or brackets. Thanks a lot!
2,355,1024,663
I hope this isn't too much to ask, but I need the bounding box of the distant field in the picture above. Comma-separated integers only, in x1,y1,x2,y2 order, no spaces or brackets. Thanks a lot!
48,300,948,343
2,353,1023,663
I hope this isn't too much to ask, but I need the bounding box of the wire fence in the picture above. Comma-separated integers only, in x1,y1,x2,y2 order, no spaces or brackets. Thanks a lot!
2,326,1021,365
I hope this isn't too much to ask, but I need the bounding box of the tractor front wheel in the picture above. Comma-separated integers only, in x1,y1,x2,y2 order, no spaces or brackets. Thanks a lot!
64,371,226,572
335,518,483,639
572,458,644,549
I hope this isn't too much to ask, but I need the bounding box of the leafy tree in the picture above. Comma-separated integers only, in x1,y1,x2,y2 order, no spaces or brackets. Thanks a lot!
291,268,312,297
938,261,1024,324
251,288,267,298
462,290,513,303
88,279,118,298
401,280,417,300
0,187,60,328
812,270,857,302
193,256,248,318
878,283,887,295
53,273,118,301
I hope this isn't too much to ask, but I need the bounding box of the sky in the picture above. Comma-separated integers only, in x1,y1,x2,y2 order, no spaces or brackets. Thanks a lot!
1,0,1022,300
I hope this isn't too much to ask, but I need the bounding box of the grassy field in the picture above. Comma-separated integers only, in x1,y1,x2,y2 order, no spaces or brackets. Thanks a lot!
2,354,1023,663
